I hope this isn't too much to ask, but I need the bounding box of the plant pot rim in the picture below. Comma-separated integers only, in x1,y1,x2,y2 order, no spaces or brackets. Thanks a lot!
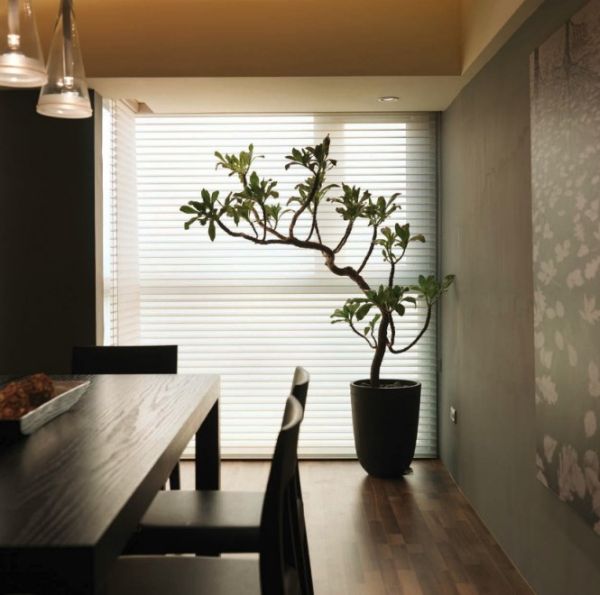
351,379,421,389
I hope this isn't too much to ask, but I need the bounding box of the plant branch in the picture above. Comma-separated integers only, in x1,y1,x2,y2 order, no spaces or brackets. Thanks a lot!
289,168,322,238
307,202,323,244
260,205,268,241
290,237,371,292
349,320,376,349
358,226,378,274
216,220,286,246
239,174,260,238
388,246,407,287
247,215,259,238
334,221,354,254
264,226,288,240
387,305,432,354
388,313,395,346
218,218,371,292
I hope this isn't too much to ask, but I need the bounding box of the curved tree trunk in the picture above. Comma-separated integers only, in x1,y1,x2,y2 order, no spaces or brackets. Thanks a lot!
370,311,389,386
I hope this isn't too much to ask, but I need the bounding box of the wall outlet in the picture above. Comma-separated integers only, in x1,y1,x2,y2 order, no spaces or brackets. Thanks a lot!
450,406,457,424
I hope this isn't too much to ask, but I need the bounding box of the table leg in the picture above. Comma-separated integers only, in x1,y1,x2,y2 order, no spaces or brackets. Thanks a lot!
195,400,220,490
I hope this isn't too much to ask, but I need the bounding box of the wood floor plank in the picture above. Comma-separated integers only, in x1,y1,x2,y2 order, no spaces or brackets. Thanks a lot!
180,460,533,595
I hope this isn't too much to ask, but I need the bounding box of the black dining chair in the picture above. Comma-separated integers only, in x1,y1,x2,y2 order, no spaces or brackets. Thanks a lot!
71,345,181,490
107,395,305,595
127,366,314,595
71,345,178,375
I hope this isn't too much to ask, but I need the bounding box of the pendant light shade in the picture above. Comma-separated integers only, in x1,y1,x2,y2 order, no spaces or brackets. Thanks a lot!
0,0,46,87
37,0,91,119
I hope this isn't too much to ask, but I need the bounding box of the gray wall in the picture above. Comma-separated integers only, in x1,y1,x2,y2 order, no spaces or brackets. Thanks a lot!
0,90,96,375
440,0,600,593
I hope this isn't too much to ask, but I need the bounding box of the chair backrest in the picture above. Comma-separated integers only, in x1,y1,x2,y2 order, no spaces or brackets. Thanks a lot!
71,346,178,375
259,395,304,595
290,367,310,409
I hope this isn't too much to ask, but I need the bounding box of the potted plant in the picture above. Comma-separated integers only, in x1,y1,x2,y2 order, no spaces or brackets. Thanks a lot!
180,136,454,477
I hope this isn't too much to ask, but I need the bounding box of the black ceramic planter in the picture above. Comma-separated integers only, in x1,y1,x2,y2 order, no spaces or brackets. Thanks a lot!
350,379,421,478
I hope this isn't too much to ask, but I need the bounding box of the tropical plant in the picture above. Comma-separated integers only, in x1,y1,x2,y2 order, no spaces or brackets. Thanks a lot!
180,136,454,387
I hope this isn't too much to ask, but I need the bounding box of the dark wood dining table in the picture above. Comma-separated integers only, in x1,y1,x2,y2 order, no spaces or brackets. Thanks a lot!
0,374,220,594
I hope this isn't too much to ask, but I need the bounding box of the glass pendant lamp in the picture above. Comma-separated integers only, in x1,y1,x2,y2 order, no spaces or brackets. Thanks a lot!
0,0,46,87
37,0,91,119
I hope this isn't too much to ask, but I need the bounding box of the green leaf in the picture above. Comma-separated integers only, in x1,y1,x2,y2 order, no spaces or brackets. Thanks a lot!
208,221,216,241
180,205,196,214
355,304,372,321
394,304,406,316
442,274,456,289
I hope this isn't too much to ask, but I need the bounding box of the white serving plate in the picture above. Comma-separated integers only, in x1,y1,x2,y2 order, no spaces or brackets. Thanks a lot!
0,379,90,438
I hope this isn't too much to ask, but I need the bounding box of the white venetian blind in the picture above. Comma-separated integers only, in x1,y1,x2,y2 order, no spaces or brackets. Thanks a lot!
103,99,140,346
106,112,438,458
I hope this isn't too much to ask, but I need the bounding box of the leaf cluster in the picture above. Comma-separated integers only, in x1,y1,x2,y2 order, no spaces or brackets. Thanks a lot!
180,189,220,240
284,136,337,173
376,223,425,264
411,274,456,306
328,186,400,227
181,145,290,239
330,284,420,349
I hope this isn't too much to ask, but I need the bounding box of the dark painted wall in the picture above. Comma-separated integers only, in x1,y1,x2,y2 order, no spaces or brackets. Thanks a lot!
0,90,95,375
440,1,600,593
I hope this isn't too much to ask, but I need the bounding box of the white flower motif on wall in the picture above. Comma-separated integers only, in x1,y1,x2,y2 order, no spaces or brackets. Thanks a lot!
581,295,600,324
544,435,558,462
555,301,565,317
583,451,600,529
538,260,557,285
566,268,585,288
541,349,553,369
584,256,600,279
558,445,586,501
589,362,600,397
555,240,570,262
536,452,548,487
568,344,578,367
537,375,558,404
585,199,599,222
534,290,547,327
585,411,598,437
535,331,545,349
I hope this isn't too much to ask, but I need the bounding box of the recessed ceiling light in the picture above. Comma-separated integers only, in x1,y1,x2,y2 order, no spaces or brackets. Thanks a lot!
378,95,399,103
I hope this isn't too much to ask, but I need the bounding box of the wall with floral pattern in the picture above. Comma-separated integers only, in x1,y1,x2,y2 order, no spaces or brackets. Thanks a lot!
531,0,600,534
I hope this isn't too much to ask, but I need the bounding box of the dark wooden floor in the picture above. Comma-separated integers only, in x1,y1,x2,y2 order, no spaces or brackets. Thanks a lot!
181,460,533,595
